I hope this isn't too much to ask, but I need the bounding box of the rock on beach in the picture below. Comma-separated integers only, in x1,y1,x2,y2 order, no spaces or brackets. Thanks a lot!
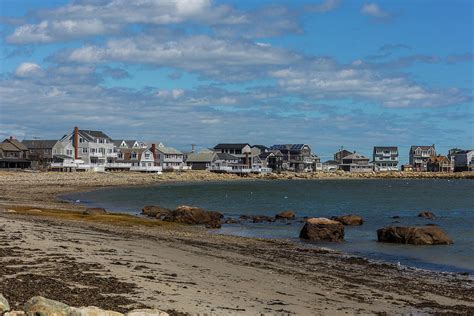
23,296,69,316
164,205,223,228
299,218,344,242
377,226,453,245
331,214,363,226
83,208,107,216
275,210,296,220
141,205,172,219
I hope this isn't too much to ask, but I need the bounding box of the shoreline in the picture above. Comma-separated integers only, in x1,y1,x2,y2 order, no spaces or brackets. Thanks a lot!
1,171,474,314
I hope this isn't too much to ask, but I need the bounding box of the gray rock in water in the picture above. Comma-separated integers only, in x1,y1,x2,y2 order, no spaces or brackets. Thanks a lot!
83,208,107,215
126,309,169,316
0,294,10,313
23,296,69,316
299,217,344,242
331,214,363,226
377,226,453,245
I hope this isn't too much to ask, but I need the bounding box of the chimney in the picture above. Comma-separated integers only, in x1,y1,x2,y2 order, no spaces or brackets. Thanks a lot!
151,143,156,161
74,126,79,160
9,136,13,140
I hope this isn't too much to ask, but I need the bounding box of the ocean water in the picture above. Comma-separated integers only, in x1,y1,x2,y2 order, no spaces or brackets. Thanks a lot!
64,179,474,274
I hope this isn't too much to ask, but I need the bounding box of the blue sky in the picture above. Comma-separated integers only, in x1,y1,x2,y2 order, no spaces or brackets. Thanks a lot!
0,0,472,162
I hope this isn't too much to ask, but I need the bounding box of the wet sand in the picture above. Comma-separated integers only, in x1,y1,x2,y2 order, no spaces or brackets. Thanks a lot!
1,171,474,315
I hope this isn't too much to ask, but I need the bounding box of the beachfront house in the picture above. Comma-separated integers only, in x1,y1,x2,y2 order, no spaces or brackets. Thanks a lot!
427,155,452,172
0,137,31,169
110,146,161,172
186,149,217,170
322,160,339,172
22,139,57,169
339,152,373,172
155,144,187,171
409,145,436,171
268,144,314,172
52,127,115,172
372,146,399,172
334,149,354,164
450,150,474,172
259,150,284,172
213,143,253,166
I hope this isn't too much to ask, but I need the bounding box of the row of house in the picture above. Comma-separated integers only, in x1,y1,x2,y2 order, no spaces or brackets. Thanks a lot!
0,127,472,173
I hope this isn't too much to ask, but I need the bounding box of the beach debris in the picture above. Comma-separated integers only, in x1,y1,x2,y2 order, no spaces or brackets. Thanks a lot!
275,210,296,220
418,211,436,219
0,294,10,314
23,296,69,316
163,205,222,229
330,214,363,226
141,205,172,219
377,226,453,245
126,309,169,316
299,217,344,242
83,208,107,216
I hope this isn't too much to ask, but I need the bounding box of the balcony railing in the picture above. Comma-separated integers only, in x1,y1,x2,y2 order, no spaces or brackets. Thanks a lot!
106,163,132,168
130,166,162,172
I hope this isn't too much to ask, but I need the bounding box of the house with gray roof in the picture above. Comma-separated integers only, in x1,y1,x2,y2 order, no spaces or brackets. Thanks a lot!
186,150,217,170
339,152,373,172
156,144,187,170
268,144,314,172
22,139,57,169
0,137,31,169
409,145,436,171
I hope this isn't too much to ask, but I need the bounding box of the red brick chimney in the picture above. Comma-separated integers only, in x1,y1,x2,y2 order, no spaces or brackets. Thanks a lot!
151,143,156,161
74,126,79,159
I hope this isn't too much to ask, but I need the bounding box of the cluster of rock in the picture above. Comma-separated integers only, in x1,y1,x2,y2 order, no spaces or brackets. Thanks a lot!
238,210,296,223
298,211,453,246
0,295,168,316
142,205,222,228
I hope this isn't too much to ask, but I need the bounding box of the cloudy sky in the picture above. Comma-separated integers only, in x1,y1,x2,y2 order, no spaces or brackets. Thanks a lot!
0,0,472,161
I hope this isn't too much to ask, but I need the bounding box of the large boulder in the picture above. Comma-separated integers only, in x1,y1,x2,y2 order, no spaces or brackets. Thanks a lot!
141,205,172,219
24,296,69,316
66,306,123,316
418,211,435,219
331,214,363,226
377,226,453,245
0,294,9,314
126,309,169,316
164,205,222,228
83,208,107,215
299,218,344,242
275,211,296,220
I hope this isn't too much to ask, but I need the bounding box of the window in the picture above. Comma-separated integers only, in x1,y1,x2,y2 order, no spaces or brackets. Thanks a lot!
67,149,73,156
131,152,137,159
82,148,88,153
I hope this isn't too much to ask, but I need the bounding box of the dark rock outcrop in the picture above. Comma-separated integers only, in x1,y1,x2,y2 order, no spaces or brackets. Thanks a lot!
275,210,296,220
164,205,222,229
83,207,107,215
142,205,172,219
377,226,453,245
331,214,363,226
418,211,436,219
299,218,344,242
240,215,275,223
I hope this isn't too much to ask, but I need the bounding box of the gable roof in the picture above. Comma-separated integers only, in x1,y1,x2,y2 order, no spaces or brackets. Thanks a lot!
22,140,57,149
411,145,435,151
156,146,183,155
343,153,369,160
270,144,308,151
78,130,112,141
374,146,398,151
186,151,216,163
214,143,250,150
216,152,239,160
1,138,28,151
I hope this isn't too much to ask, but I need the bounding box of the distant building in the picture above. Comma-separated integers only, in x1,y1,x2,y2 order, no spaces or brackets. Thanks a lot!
409,145,436,171
427,155,452,172
451,150,474,172
186,150,217,170
334,149,353,164
339,153,373,172
155,144,186,171
22,139,57,169
213,143,253,166
52,127,115,172
268,144,313,172
0,137,31,169
322,160,338,172
401,164,414,172
259,150,284,172
372,146,399,172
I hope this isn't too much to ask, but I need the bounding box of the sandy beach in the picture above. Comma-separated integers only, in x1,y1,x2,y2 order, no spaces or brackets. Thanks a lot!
1,170,474,315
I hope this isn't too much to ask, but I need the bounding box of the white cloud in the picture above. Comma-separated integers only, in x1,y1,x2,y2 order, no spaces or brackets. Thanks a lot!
308,0,341,13
361,3,391,19
15,62,43,77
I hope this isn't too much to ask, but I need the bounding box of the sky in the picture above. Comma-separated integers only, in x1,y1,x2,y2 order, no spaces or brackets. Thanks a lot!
0,0,473,162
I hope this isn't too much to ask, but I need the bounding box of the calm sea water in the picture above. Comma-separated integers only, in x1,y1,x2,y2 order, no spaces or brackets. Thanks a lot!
64,179,474,274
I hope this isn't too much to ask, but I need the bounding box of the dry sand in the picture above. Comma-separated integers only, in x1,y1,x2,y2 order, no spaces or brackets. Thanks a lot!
1,170,473,315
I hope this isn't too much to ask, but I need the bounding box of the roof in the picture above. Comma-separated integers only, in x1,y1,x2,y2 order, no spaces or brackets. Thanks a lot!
411,145,435,151
343,153,369,160
156,146,183,155
323,160,339,165
78,130,112,141
22,140,57,149
428,155,450,163
216,152,239,160
1,138,28,151
374,146,398,151
269,144,308,151
252,145,268,152
186,152,216,163
214,143,250,150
